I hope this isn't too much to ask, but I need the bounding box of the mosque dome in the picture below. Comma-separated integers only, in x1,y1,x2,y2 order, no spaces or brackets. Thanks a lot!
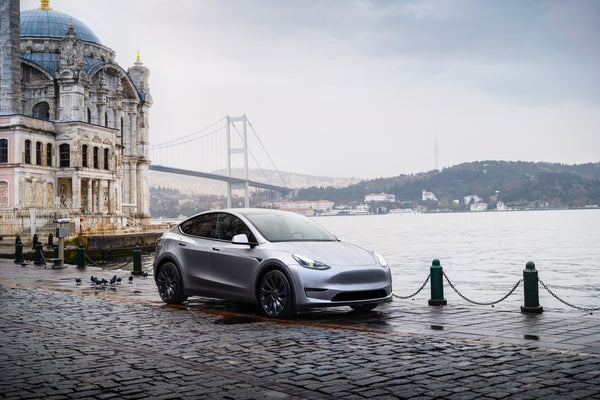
20,2,101,44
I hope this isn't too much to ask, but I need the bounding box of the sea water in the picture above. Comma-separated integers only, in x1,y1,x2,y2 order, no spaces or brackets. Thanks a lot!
316,209,600,312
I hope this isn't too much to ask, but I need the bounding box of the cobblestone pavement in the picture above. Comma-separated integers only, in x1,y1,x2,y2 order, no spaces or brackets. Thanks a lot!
1,261,600,399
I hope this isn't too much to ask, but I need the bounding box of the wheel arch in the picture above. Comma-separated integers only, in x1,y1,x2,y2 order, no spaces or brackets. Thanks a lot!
254,260,296,302
153,254,183,283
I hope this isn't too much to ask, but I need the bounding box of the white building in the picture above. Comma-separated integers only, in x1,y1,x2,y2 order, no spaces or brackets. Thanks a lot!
422,190,437,201
470,202,488,212
496,201,509,211
365,193,396,202
278,200,334,211
0,0,151,234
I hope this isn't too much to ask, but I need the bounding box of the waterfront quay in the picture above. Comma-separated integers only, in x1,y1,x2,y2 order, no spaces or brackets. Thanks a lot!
1,260,599,400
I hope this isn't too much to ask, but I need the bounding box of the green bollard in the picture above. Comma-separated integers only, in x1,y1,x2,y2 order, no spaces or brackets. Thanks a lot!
521,261,543,313
132,245,142,275
14,236,24,263
428,259,447,306
34,242,44,265
54,244,59,259
77,243,86,269
32,233,38,249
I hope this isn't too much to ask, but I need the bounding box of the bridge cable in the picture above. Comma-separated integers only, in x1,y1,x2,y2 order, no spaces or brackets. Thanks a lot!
149,117,227,150
230,121,272,186
246,118,288,187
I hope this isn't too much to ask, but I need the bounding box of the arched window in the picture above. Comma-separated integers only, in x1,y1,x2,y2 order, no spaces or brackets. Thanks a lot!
59,144,70,167
82,144,88,168
33,102,50,121
0,139,8,164
24,140,31,164
87,107,92,124
103,148,109,170
46,143,52,166
36,142,42,165
93,146,99,169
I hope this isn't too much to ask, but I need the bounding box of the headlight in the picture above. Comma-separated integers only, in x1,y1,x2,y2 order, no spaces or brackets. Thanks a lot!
373,252,388,267
292,253,330,270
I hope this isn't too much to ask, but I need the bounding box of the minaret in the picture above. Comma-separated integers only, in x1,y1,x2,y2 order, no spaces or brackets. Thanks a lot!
0,0,22,115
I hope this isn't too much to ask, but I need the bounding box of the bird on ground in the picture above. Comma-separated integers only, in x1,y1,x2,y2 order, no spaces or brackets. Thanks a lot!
75,277,82,285
142,272,149,278
116,277,122,284
100,278,108,285
128,275,134,283
109,275,117,285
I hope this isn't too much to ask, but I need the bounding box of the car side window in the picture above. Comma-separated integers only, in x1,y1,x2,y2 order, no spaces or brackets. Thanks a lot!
217,214,256,242
179,213,218,238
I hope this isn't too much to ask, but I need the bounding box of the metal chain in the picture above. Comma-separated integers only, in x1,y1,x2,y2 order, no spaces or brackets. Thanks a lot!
538,279,600,312
393,274,430,299
443,271,523,306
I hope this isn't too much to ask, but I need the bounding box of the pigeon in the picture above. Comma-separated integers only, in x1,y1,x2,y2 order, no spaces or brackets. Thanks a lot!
128,275,133,283
75,278,82,285
142,272,149,278
100,278,108,285
116,277,122,284
109,275,117,285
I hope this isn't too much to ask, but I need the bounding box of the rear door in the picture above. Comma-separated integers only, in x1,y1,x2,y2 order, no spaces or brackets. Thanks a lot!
178,213,218,293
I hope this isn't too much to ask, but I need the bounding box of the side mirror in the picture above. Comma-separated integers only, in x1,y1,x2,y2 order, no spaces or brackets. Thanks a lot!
232,234,257,247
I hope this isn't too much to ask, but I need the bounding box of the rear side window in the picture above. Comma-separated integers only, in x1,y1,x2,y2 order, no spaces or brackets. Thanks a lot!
179,213,218,238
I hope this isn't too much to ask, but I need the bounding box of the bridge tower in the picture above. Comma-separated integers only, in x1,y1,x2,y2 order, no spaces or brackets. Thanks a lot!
226,115,249,208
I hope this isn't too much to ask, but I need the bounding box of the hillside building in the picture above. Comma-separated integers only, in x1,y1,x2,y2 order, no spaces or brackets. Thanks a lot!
365,193,396,202
0,0,151,235
422,190,437,201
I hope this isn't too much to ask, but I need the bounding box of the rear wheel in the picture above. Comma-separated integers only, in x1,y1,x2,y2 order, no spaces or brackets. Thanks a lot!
156,262,187,304
350,304,378,312
259,270,296,318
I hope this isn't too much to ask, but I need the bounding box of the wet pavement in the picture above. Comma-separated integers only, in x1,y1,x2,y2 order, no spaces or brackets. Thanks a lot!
1,259,599,399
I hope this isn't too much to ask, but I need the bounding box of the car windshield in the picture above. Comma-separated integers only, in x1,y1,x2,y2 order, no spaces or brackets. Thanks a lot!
244,212,337,242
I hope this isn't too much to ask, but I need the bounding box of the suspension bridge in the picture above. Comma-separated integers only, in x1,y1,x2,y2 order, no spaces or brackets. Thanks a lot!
149,115,292,208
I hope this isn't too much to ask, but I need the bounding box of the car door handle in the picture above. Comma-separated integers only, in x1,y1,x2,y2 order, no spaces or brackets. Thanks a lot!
212,247,221,251
178,243,186,247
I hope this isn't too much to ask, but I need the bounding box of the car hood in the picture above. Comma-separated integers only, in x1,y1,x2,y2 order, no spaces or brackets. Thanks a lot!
276,241,377,267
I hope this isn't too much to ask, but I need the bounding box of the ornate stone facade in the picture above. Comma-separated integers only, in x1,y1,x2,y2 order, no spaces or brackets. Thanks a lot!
0,0,151,233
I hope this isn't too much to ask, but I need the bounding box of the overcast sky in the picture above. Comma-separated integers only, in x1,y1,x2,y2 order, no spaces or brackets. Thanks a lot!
21,0,600,179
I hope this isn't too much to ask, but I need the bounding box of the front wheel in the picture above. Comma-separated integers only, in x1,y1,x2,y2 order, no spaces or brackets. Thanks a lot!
156,262,187,304
259,270,296,318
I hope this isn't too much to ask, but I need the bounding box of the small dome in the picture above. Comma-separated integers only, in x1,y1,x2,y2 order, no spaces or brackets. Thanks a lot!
21,8,101,44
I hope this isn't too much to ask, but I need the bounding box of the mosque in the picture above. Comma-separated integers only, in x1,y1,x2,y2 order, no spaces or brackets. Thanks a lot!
0,0,151,235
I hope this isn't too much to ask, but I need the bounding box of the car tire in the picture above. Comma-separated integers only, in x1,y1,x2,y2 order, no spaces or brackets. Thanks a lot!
258,270,296,318
156,262,187,304
350,304,378,312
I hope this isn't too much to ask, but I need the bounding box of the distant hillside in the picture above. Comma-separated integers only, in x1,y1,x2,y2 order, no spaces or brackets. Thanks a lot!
295,161,600,209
